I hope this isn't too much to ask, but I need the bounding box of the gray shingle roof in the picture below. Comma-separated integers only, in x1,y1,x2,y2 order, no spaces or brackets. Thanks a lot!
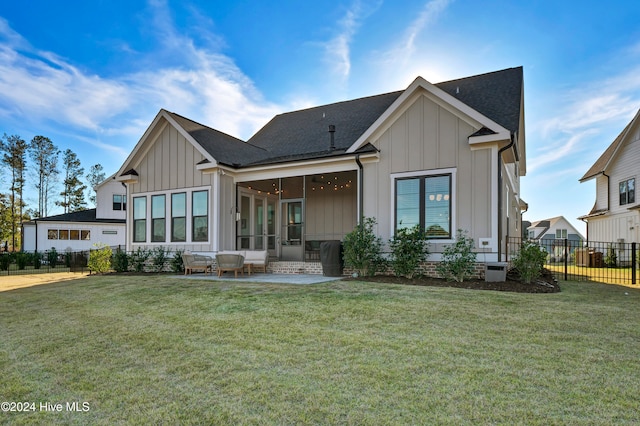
166,111,267,167
27,209,125,224
166,67,523,168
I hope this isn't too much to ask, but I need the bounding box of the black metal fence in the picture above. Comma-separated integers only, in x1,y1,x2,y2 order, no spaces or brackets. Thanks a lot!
507,237,639,285
0,250,90,276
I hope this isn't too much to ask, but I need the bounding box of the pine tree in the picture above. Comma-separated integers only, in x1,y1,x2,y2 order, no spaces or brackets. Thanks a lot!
0,134,27,250
57,149,87,213
86,164,106,207
28,136,59,217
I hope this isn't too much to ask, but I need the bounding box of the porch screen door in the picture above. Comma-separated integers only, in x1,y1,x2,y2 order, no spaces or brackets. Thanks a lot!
280,199,304,261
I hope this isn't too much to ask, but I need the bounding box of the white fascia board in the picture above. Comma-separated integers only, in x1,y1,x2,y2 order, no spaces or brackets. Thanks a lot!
116,109,217,178
468,132,511,146
233,154,377,183
347,76,511,153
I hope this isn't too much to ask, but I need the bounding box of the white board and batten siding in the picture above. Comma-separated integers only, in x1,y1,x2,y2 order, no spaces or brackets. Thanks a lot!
22,221,125,253
362,92,496,255
590,128,640,243
126,121,218,253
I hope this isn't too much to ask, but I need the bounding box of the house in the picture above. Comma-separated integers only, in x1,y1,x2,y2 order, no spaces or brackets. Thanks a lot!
579,110,640,244
527,216,585,260
21,177,126,253
115,67,526,272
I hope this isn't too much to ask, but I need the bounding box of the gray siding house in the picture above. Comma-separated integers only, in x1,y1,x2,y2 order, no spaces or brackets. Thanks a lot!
116,67,526,270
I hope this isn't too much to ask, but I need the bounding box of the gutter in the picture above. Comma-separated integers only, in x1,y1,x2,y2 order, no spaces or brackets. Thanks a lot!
497,134,516,260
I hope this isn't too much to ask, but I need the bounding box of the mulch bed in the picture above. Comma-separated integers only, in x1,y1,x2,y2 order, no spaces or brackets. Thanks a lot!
344,268,560,293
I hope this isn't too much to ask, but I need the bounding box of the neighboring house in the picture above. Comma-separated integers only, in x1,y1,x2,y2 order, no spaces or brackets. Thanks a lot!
21,177,126,252
527,216,585,260
116,67,526,269
579,110,640,244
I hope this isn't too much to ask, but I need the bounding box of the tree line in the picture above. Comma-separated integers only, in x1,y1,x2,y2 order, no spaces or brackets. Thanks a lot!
0,133,107,252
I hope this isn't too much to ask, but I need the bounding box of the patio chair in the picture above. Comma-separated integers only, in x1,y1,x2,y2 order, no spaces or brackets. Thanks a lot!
216,253,245,278
181,252,214,275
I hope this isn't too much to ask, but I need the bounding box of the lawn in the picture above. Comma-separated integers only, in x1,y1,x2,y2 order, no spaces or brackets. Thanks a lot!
1,275,639,425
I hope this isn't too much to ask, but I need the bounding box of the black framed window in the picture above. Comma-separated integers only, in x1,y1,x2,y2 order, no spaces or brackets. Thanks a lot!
151,195,166,242
619,178,635,206
113,194,126,211
395,174,451,238
171,192,186,242
133,196,147,242
192,191,208,242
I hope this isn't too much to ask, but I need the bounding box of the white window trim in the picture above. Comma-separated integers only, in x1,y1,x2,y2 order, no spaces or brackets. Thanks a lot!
130,185,211,245
390,167,457,243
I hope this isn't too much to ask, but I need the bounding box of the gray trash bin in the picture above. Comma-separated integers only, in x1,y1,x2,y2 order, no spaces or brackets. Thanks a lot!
320,240,343,277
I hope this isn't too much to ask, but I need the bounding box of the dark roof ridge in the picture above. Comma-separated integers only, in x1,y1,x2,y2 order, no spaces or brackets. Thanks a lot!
272,90,404,118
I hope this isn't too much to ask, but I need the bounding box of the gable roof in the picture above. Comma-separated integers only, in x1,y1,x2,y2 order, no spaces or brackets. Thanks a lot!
580,109,640,182
119,67,524,175
165,111,267,167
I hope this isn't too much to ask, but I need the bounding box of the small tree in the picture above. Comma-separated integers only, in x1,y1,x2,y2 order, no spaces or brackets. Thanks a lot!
604,243,617,268
47,248,59,268
129,247,151,272
88,244,113,274
152,246,169,272
171,249,184,273
342,217,385,277
512,240,547,284
437,229,477,282
389,225,429,279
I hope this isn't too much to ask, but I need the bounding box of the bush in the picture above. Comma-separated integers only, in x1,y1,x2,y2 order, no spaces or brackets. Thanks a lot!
0,253,12,271
152,246,169,272
604,243,617,268
512,240,547,284
16,253,27,270
33,251,43,269
47,248,58,268
112,248,129,272
171,249,184,273
129,247,151,272
437,229,477,282
342,217,385,277
88,244,113,274
389,225,429,279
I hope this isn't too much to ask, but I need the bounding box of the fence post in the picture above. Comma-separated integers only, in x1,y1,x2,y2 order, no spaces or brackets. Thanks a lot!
564,238,568,281
632,242,637,285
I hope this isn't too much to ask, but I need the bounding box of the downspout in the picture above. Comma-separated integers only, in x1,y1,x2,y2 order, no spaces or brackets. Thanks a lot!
355,154,364,224
497,134,516,261
121,182,127,252
33,219,37,253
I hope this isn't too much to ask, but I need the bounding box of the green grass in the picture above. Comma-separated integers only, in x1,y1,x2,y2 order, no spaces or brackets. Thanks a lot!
1,276,639,425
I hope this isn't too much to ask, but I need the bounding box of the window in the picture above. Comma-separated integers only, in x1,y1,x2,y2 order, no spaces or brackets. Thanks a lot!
59,229,69,240
395,173,451,238
133,196,147,242
171,192,186,242
70,230,80,240
151,195,166,242
113,194,126,211
48,229,58,240
192,191,208,242
81,230,91,240
619,178,635,206
555,229,567,239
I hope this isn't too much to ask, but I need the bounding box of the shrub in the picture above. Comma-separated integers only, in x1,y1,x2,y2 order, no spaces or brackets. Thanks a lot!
129,247,151,272
604,243,617,268
33,251,43,269
88,244,113,274
65,252,72,268
512,240,547,284
152,246,169,272
171,249,185,273
47,248,58,268
112,248,129,273
437,229,477,282
342,217,385,277
389,225,429,279
16,252,27,270
0,253,12,271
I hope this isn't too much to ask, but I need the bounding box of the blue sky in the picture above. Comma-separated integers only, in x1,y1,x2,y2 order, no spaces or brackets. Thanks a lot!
2,0,640,235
